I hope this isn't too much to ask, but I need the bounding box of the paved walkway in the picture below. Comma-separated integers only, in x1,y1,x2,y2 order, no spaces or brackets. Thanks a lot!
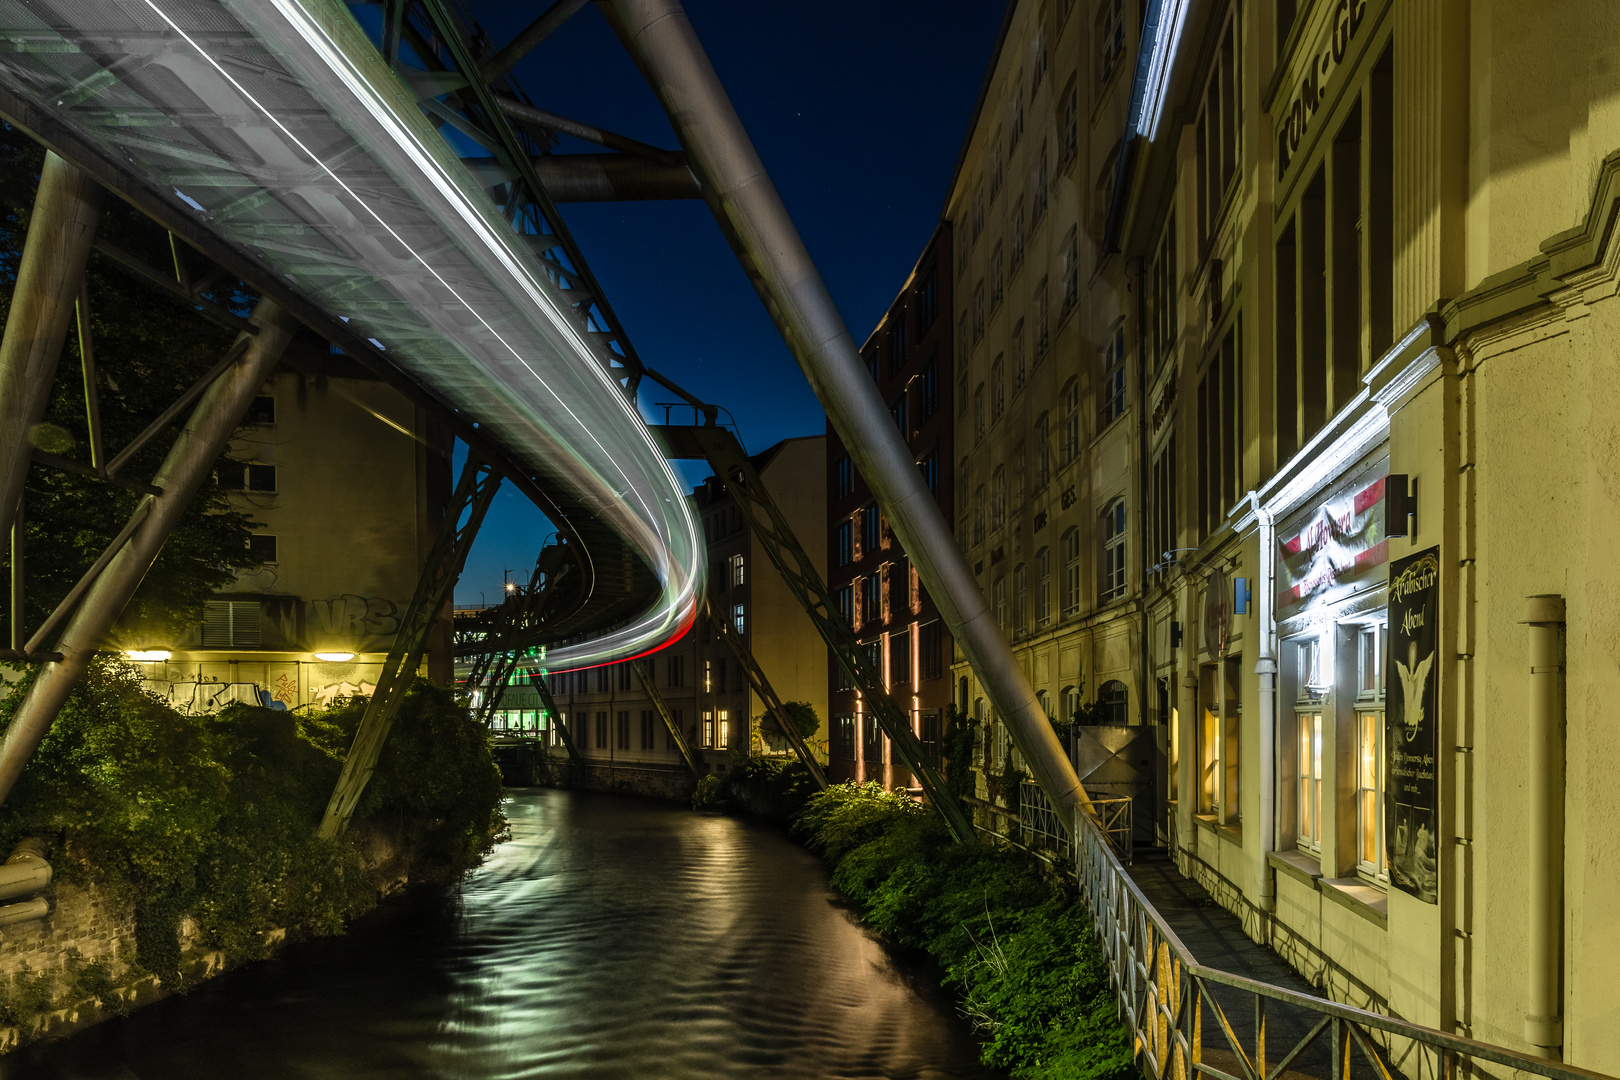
1124,851,1357,1080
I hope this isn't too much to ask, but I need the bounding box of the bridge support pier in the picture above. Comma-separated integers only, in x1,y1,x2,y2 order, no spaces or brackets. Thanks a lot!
603,0,1089,835
0,299,299,807
0,152,103,549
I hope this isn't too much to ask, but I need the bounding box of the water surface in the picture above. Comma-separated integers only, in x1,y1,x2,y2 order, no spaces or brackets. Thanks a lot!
2,788,998,1079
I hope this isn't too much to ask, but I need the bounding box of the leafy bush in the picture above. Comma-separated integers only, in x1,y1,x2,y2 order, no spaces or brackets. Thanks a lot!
691,774,723,809
0,661,504,983
796,782,1133,1080
720,755,817,825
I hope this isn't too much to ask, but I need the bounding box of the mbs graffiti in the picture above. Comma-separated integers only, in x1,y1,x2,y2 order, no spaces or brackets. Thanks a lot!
265,595,401,652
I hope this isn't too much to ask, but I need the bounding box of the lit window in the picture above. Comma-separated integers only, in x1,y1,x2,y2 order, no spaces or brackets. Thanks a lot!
1298,711,1323,851
703,710,715,748
1357,710,1385,877
732,603,745,635
729,553,745,587
718,711,730,750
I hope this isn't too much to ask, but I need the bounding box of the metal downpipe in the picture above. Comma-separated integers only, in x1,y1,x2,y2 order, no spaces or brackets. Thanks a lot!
0,152,102,546
1523,594,1565,1055
601,0,1090,830
0,300,298,807
1252,494,1278,916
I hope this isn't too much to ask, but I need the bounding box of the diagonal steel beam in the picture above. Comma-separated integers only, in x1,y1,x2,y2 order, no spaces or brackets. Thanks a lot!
318,453,501,838
532,670,585,766
0,151,102,548
605,0,1090,836
0,299,299,808
631,658,702,778
480,0,591,82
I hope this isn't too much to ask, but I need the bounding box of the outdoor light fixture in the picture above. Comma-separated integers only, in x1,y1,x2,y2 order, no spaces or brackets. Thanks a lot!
313,651,356,662
125,649,172,662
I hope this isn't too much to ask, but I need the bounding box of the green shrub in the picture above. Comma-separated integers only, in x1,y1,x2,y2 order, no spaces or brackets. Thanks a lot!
796,782,1133,1080
720,755,817,825
691,774,723,809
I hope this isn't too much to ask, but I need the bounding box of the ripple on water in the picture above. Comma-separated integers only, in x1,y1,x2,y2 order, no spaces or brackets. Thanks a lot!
0,788,1002,1080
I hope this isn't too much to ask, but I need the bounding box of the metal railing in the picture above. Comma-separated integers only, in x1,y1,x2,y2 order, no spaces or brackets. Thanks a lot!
1071,808,1612,1080
1019,781,1134,865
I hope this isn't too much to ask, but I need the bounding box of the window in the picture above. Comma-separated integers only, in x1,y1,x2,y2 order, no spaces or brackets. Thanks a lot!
1062,80,1078,163
836,584,855,626
890,393,908,437
640,710,655,751
1098,680,1128,724
865,350,879,382
245,395,275,425
918,449,939,500
1012,320,1027,392
202,600,260,648
890,629,911,687
1036,547,1052,627
668,654,685,688
668,709,681,752
958,312,970,362
972,181,985,241
837,716,856,760
973,281,985,341
1013,563,1027,634
1037,689,1051,720
703,710,715,748
916,265,938,332
228,463,276,492
1062,528,1081,616
861,573,881,627
1030,21,1047,92
1061,226,1079,314
836,520,853,566
990,244,1004,310
1011,198,1026,274
729,553,745,587
703,658,712,692
920,621,943,680
1034,278,1050,360
973,486,986,546
1101,499,1127,601
990,128,1004,201
1356,623,1387,878
1035,413,1051,487
834,455,853,500
596,711,608,749
718,710,730,750
990,356,1005,421
1009,71,1026,151
1098,325,1128,428
991,466,1007,530
994,576,1007,631
248,534,278,562
861,503,881,556
864,714,885,765
716,658,728,693
918,356,939,421
1061,381,1081,463
1151,214,1178,370
1064,685,1081,723
889,556,910,618
974,384,986,444
1097,0,1127,85
597,667,609,693
1033,141,1049,223
1298,711,1323,851
1012,443,1027,510
618,664,632,692
1150,435,1178,576
1194,10,1242,245
732,603,745,635
1197,324,1243,539
888,318,908,376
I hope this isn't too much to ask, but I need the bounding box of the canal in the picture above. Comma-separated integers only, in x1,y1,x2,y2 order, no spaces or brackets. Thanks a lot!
0,788,998,1079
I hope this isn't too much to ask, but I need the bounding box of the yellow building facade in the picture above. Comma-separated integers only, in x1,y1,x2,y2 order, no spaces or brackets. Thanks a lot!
943,0,1620,1068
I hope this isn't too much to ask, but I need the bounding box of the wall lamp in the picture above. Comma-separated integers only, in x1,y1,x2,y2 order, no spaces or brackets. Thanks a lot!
313,651,356,662
125,649,172,662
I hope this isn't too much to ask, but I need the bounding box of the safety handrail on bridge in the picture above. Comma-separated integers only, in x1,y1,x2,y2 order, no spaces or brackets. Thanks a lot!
1067,809,1614,1080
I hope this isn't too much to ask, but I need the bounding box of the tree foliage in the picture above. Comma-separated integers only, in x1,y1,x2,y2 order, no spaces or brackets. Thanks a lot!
0,125,265,640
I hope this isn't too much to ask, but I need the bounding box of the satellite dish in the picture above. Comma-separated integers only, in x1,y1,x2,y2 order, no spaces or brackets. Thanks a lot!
1203,567,1229,659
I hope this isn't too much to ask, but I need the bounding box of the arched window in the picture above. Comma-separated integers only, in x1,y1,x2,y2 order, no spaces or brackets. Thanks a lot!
1012,563,1028,635
1098,679,1129,724
1036,547,1052,627
1037,688,1051,719
993,575,1007,631
1063,685,1081,724
991,465,1007,529
1062,527,1081,616
1101,498,1128,602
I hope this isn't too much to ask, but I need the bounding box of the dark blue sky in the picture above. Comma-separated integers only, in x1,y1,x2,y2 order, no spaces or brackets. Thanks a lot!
456,1,1005,603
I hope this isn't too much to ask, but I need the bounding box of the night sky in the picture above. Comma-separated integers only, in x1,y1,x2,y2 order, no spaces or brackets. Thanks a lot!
455,1,1006,604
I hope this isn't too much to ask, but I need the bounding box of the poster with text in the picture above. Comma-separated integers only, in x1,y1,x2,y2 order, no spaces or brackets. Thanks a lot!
1387,546,1440,904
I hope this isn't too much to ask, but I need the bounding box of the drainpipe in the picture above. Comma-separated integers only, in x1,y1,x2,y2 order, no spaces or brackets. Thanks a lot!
1251,493,1278,916
602,0,1089,832
1523,594,1564,1055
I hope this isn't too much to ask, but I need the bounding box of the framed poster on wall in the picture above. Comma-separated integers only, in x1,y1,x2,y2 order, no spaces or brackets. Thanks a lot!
1387,546,1440,904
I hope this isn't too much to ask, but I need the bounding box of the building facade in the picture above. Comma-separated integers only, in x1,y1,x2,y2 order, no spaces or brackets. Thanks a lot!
119,333,452,710
826,225,956,787
944,0,1151,806
523,436,828,779
991,0,1620,1071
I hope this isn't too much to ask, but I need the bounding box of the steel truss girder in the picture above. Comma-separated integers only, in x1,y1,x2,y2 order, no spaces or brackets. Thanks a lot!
317,453,501,839
707,596,827,789
631,659,702,779
660,423,972,842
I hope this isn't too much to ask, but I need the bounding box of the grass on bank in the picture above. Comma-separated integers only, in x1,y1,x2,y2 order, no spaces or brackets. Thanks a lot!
0,659,505,1011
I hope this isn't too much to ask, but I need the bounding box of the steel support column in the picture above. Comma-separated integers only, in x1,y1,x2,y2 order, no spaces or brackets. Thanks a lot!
0,299,298,807
604,0,1089,832
0,152,103,546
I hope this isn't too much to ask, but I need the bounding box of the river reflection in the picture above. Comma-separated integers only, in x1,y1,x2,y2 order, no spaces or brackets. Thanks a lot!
2,788,999,1079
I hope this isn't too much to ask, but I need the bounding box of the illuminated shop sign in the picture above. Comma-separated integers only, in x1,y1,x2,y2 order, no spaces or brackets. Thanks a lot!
1387,546,1440,905
1276,473,1388,619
